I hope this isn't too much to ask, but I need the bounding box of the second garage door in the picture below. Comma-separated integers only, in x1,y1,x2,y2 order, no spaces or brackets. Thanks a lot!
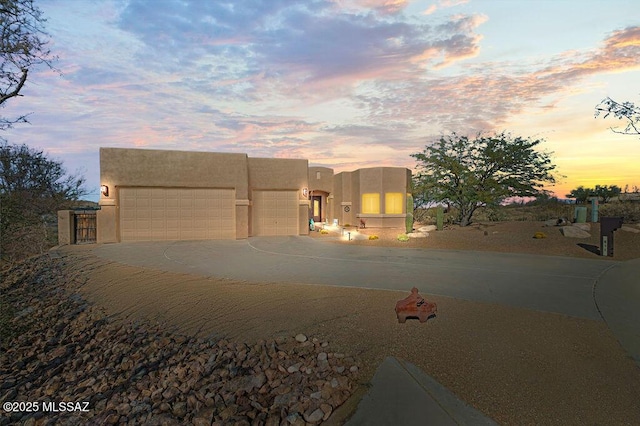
120,187,236,241
252,190,299,236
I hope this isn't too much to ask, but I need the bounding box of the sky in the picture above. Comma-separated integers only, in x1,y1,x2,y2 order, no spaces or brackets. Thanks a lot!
3,0,640,201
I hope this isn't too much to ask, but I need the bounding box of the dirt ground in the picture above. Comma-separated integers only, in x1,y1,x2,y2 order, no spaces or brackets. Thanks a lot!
311,220,640,261
59,221,640,425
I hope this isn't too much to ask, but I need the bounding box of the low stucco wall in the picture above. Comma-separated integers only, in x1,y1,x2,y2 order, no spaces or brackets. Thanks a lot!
57,210,74,245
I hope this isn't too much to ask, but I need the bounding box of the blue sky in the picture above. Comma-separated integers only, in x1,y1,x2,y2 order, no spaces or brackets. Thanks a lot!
4,0,640,201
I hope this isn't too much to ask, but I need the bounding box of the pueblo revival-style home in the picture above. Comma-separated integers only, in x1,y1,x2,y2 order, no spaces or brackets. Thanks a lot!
94,147,411,243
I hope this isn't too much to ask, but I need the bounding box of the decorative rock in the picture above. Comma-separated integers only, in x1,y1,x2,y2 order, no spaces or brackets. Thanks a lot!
303,408,325,423
418,225,437,232
287,363,302,373
192,407,214,426
172,401,187,418
560,226,591,238
571,223,591,232
0,254,358,426
543,218,570,227
320,403,333,420
621,225,640,233
407,232,428,238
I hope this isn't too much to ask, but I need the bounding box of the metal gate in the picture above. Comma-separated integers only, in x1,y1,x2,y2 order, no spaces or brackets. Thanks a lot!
74,211,97,243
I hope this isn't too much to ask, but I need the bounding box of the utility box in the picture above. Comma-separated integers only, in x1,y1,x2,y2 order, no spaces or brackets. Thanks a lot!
600,216,623,257
575,206,587,223
590,198,599,223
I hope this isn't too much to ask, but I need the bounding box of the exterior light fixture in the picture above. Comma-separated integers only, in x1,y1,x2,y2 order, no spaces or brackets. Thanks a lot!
100,185,109,197
302,187,309,197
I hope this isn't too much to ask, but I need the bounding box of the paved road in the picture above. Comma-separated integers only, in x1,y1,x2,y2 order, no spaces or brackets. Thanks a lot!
94,236,619,321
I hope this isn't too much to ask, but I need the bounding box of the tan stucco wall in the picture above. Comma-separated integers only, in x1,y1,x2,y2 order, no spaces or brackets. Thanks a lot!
248,157,309,192
100,147,249,198
330,167,411,228
309,167,334,194
97,206,117,243
99,148,251,241
57,210,74,245
248,157,309,236
307,167,333,223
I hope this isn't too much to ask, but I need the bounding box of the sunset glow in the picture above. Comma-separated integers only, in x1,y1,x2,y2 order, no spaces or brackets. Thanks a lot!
3,0,639,201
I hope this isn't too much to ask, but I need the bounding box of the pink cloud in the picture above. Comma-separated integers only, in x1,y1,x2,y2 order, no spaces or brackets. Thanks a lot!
331,0,410,15
422,0,469,16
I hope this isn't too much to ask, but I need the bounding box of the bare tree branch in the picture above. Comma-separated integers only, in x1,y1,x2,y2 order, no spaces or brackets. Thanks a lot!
0,0,56,130
595,96,640,136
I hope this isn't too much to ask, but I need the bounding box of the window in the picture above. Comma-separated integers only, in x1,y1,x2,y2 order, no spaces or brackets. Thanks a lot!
316,171,321,180
361,193,380,214
385,193,403,214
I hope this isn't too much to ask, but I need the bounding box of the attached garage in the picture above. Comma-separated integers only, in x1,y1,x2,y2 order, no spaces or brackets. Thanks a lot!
119,187,236,241
252,190,299,236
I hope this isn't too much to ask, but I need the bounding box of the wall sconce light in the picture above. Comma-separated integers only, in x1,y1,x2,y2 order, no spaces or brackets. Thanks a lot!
302,187,308,197
100,185,109,197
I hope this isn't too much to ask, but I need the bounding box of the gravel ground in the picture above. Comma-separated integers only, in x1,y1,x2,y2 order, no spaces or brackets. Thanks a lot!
0,256,358,425
311,220,640,261
3,220,640,425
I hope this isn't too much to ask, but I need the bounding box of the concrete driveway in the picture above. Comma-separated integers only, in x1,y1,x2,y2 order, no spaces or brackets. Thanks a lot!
95,236,618,321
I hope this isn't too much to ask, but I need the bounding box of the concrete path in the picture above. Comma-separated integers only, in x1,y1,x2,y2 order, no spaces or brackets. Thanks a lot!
95,236,618,321
594,258,640,365
345,357,497,426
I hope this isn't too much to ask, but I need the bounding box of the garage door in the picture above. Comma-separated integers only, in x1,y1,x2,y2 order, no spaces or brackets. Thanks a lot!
252,190,299,236
120,187,235,241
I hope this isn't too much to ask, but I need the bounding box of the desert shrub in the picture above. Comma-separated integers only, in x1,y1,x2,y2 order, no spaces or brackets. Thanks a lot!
397,234,410,242
368,235,379,240
413,208,432,224
533,232,547,239
486,206,507,222
599,203,640,223
320,229,329,235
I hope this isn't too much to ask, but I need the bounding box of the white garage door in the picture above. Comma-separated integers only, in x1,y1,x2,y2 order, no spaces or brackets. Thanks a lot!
120,187,236,241
252,190,299,236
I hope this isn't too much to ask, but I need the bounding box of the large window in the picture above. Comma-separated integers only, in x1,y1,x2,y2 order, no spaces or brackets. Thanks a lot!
361,193,380,214
385,193,404,214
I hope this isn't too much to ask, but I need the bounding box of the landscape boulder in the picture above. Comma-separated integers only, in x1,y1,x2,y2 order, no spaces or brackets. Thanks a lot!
544,217,571,227
417,225,437,233
560,226,591,238
571,223,591,232
407,232,428,238
620,225,640,233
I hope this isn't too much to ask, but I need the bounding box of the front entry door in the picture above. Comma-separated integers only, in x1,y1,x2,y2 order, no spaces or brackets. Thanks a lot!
312,196,322,222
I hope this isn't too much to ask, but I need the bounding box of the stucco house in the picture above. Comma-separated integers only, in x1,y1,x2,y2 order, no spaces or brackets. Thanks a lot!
95,147,411,243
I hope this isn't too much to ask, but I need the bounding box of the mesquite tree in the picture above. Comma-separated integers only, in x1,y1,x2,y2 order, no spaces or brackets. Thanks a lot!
1,0,55,130
411,132,559,226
